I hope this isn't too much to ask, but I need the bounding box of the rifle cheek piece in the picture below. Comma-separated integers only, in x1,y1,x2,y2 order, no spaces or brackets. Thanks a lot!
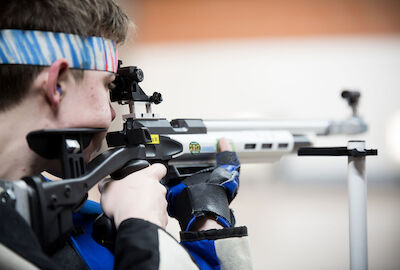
169,183,235,231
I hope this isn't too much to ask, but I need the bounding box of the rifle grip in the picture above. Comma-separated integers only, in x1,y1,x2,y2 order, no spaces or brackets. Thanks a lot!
110,159,150,180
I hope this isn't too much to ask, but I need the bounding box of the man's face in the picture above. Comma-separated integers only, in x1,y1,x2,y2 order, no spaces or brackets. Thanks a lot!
57,70,117,159
58,70,116,129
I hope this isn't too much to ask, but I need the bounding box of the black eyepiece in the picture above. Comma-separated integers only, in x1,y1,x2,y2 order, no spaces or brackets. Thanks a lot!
109,63,162,104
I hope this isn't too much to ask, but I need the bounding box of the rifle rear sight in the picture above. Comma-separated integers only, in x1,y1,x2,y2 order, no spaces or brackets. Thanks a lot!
110,63,163,108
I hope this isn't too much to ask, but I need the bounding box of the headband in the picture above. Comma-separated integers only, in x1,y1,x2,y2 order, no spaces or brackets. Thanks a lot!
0,29,118,73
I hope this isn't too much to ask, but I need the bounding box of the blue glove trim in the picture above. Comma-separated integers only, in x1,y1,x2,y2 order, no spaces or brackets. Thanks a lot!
185,216,198,231
185,214,231,231
220,170,239,202
166,182,187,217
219,164,240,173
215,216,230,228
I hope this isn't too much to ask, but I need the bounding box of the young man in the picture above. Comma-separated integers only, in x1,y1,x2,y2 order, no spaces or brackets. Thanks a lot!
0,0,251,269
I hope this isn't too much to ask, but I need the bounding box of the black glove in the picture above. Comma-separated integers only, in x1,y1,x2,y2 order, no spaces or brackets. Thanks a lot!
166,151,240,231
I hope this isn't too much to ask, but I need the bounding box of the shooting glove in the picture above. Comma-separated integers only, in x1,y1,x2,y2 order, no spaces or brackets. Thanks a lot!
166,151,240,231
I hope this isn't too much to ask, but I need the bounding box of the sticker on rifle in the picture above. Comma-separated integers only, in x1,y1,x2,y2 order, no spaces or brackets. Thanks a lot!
148,134,160,144
189,142,201,155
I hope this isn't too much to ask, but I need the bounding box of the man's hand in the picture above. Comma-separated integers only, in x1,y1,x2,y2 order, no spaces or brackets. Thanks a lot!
166,138,241,231
191,138,233,231
100,163,168,229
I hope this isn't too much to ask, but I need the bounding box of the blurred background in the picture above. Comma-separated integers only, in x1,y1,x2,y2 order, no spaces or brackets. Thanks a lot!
113,0,400,269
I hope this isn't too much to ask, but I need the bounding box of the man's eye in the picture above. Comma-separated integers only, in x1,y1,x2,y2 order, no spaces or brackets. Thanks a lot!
108,82,116,91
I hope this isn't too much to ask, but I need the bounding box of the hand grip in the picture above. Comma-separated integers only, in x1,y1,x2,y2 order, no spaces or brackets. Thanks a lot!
93,159,150,252
110,159,150,180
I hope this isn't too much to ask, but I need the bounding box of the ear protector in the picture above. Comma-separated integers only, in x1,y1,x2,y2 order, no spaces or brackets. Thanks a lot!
56,85,62,95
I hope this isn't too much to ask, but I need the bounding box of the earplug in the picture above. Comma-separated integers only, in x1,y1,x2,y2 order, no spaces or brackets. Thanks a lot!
56,85,62,95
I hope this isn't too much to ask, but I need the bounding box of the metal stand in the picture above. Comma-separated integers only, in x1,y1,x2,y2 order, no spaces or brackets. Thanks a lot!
298,141,377,270
347,141,368,270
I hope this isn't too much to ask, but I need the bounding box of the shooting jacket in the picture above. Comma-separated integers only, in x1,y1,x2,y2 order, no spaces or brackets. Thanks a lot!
0,200,252,270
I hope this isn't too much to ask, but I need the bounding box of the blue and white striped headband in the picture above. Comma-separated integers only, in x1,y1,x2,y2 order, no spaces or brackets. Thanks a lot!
0,29,118,73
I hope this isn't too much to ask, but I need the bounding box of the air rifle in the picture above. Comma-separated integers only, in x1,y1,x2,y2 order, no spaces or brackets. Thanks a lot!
107,62,367,183
0,62,368,253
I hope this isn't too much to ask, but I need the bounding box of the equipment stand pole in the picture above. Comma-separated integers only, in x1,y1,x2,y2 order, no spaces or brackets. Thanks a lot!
347,140,368,270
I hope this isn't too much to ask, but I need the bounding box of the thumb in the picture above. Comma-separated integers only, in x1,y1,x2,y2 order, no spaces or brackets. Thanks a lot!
140,163,167,180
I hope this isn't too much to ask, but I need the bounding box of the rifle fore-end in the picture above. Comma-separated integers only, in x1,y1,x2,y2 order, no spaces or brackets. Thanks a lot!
148,129,312,182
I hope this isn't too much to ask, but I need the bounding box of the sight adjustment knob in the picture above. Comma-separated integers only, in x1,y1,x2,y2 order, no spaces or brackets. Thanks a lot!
150,92,163,104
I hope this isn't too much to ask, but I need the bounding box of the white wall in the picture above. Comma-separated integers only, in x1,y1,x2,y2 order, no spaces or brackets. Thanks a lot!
115,36,400,269
119,35,400,182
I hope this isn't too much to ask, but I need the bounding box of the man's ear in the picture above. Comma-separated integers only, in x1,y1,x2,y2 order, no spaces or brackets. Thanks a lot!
47,59,69,111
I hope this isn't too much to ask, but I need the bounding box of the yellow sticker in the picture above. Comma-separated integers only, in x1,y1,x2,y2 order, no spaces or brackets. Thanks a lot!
148,134,160,144
189,141,201,154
